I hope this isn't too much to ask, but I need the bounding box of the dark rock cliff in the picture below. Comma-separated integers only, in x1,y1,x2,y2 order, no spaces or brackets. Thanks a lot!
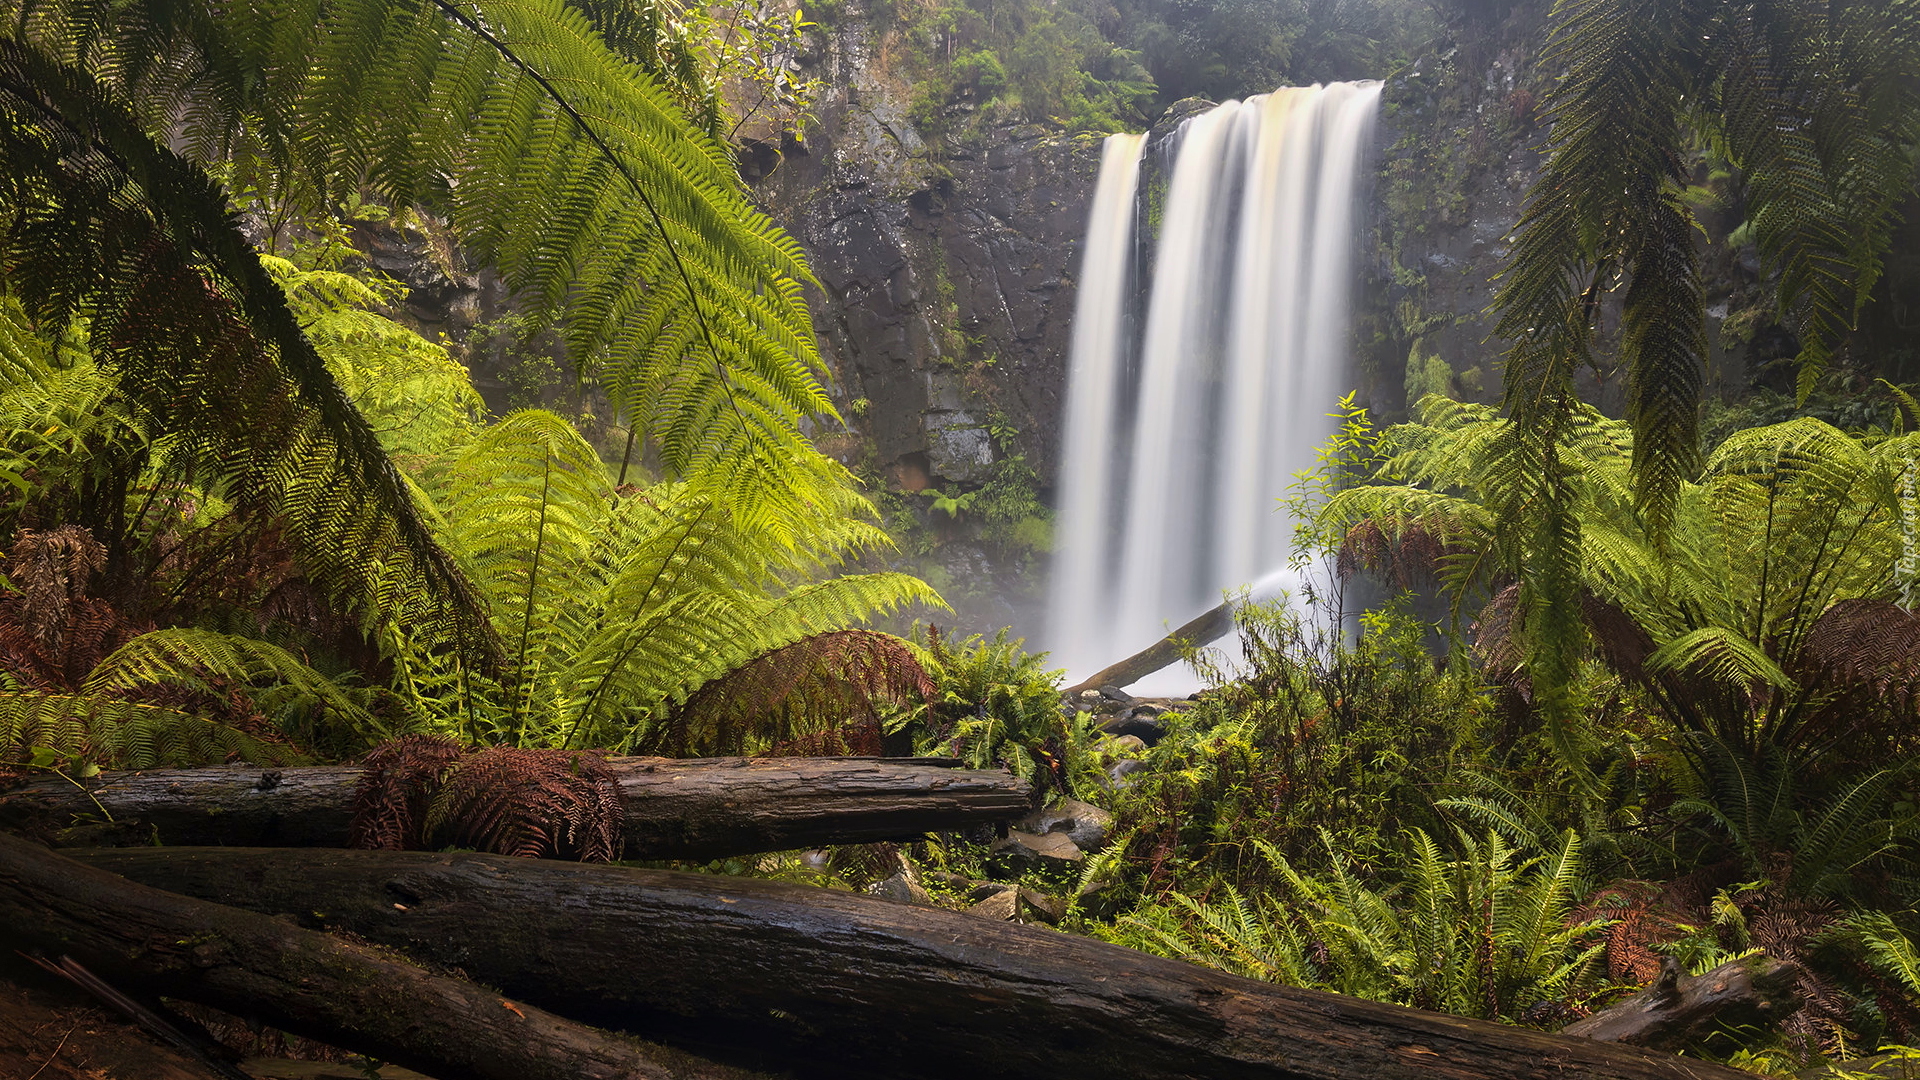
746,0,1104,632
749,4,1103,492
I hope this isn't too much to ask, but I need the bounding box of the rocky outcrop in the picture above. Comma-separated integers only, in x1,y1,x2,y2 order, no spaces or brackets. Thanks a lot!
748,3,1103,493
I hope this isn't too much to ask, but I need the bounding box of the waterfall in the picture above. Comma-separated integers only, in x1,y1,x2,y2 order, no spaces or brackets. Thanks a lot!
1046,82,1382,691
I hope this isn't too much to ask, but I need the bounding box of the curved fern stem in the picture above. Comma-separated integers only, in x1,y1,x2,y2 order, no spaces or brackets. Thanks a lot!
513,447,555,745
427,0,758,455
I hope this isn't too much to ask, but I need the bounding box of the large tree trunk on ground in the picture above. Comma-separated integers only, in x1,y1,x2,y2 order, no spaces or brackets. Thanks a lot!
78,846,1757,1080
1559,954,1803,1052
0,756,1029,859
0,835,767,1080
1064,600,1234,694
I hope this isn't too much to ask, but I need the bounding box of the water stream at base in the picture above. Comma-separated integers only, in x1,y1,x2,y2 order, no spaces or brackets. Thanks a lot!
1046,83,1383,693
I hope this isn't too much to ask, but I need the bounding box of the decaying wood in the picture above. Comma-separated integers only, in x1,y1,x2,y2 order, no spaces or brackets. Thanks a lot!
1064,600,1235,694
79,845,1756,1080
0,756,1029,859
0,834,770,1080
1560,954,1804,1052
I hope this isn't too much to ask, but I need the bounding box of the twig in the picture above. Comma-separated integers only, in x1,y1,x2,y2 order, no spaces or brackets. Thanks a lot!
17,953,253,1080
25,1021,75,1080
15,762,113,824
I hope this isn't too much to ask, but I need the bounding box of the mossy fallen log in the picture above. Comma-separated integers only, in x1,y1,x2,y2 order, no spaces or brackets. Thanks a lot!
77,845,1759,1080
0,833,767,1080
0,756,1029,859
1559,954,1804,1052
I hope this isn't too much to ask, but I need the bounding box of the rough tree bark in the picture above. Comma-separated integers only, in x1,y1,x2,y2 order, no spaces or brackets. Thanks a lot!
1063,600,1235,694
0,756,1029,859
1559,954,1804,1052
77,846,1756,1080
0,834,768,1080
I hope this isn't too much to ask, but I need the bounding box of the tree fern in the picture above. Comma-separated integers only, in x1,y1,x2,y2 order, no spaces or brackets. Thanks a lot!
1504,0,1920,515
1326,402,1914,768
0,39,496,659
405,408,939,748
11,0,842,528
1476,0,1920,753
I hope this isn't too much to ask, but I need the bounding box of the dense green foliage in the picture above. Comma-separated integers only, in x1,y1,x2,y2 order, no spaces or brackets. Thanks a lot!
867,0,1452,134
1487,0,1920,749
4,0,1920,1071
0,0,948,770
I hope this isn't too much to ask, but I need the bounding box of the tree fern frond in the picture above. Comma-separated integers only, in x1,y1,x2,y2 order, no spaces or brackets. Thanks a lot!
0,39,498,664
670,629,934,756
84,627,384,741
0,690,304,767
1647,626,1796,693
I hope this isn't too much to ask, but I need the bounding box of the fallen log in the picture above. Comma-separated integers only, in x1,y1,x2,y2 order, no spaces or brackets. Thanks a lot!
0,834,768,1080
1560,954,1803,1052
1064,600,1234,694
78,845,1756,1080
0,756,1029,859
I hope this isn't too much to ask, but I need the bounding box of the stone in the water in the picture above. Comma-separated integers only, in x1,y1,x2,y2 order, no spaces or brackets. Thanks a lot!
986,829,1084,878
1098,685,1136,705
1018,798,1114,852
1105,734,1148,754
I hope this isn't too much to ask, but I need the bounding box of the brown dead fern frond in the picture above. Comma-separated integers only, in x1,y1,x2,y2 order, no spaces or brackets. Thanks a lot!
426,747,622,861
1471,584,1525,678
1337,520,1465,589
348,734,468,851
349,737,622,860
1575,880,1689,984
1801,599,1920,699
1580,594,1659,686
0,526,150,689
8,525,105,652
669,629,934,756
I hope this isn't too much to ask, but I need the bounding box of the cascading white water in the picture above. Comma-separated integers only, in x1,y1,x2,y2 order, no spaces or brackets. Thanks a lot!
1047,82,1382,691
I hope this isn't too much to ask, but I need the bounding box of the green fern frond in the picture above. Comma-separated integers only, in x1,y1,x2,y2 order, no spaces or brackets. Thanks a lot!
0,690,305,767
1647,627,1796,692
0,39,498,664
84,627,385,741
1841,911,1920,998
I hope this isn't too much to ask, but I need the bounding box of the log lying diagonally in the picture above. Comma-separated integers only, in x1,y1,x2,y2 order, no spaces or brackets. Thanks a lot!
0,756,1030,859
0,834,768,1080
76,846,1755,1080
1560,954,1804,1051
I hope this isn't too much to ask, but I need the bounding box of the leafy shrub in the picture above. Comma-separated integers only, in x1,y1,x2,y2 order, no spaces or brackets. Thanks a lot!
1099,596,1497,896
910,625,1082,800
1108,828,1611,1024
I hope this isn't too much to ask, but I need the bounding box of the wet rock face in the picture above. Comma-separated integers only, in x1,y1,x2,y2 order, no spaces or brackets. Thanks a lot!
747,1,1103,492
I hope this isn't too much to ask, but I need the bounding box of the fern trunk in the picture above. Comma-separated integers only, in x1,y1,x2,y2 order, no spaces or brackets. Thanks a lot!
74,846,1762,1080
0,834,766,1080
0,757,1030,859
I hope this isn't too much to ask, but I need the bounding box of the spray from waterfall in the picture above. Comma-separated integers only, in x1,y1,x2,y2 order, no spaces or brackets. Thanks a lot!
1046,82,1382,692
